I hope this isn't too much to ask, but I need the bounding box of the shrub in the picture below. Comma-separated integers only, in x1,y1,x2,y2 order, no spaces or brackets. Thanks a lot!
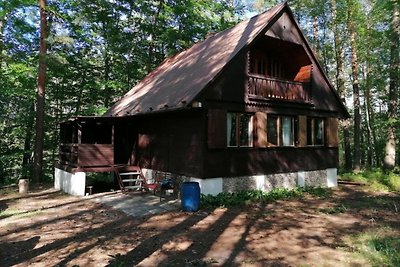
200,187,331,209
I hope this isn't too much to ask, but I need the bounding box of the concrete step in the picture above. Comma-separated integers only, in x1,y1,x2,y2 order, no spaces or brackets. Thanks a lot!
119,171,141,175
122,179,144,183
124,185,143,190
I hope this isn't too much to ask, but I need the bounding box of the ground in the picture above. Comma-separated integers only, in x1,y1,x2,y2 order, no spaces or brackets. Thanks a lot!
0,184,399,267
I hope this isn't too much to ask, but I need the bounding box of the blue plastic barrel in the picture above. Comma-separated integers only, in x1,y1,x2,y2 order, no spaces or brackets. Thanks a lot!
181,182,200,212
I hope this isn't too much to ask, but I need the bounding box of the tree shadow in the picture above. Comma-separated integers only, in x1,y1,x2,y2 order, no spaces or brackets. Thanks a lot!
1,184,398,266
0,236,40,262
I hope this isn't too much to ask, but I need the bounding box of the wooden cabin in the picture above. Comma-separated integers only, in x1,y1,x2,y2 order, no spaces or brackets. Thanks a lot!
55,3,349,196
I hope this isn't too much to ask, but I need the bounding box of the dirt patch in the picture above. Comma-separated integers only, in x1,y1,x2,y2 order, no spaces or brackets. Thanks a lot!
0,184,399,266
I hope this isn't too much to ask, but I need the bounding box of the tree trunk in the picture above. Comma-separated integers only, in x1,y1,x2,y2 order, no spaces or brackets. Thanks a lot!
347,3,361,172
364,18,377,168
33,0,47,183
0,17,4,66
331,0,352,170
384,0,399,170
147,0,164,72
22,103,35,178
313,16,319,55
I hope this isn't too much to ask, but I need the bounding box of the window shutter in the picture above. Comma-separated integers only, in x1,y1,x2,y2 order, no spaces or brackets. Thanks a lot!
208,109,227,148
254,112,267,147
297,115,307,147
326,117,339,147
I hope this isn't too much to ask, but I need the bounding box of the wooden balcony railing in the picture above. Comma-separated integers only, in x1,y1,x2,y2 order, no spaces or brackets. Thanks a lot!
248,74,311,103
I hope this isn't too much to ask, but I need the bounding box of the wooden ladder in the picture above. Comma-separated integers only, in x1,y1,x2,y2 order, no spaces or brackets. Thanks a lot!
114,166,148,192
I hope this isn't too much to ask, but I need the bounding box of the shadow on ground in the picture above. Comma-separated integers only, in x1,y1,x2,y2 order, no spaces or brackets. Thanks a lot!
0,185,398,266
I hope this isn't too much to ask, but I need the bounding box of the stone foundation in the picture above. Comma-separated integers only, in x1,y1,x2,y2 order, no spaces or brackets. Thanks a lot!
54,167,337,197
142,168,337,196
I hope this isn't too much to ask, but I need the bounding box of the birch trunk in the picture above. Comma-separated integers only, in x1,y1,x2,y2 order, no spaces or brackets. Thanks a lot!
384,0,399,170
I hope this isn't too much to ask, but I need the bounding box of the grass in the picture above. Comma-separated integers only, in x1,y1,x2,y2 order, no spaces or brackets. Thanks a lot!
340,169,400,192
200,186,331,208
318,204,348,214
0,208,42,219
345,227,400,267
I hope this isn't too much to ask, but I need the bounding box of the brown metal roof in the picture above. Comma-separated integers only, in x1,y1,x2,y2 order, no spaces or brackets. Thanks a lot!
104,3,286,117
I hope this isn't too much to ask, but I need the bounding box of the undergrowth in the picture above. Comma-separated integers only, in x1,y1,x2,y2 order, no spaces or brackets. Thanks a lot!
201,186,331,208
345,227,400,267
340,168,400,192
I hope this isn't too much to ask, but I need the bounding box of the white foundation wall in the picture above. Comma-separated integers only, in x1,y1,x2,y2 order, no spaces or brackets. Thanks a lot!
141,168,338,196
54,168,86,196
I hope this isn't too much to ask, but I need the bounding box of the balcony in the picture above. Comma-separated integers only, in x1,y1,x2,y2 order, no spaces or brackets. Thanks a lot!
248,74,312,104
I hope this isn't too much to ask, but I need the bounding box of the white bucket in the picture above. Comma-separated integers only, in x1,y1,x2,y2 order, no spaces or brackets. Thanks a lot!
18,179,29,194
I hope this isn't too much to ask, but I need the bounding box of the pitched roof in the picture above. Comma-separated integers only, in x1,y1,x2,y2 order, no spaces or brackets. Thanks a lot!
104,3,286,117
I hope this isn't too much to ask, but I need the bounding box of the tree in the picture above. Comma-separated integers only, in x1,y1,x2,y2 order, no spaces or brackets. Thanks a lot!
384,0,399,170
33,0,47,182
346,0,361,172
330,0,352,170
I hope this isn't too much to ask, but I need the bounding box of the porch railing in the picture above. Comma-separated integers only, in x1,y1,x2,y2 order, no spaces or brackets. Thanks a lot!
59,143,114,167
248,74,311,103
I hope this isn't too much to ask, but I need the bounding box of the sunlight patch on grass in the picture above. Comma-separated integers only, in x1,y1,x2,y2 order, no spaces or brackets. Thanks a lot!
0,208,42,218
344,227,400,267
340,169,400,192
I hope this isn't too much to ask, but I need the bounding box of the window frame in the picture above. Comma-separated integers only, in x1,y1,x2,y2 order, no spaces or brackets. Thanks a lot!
227,112,254,148
263,114,296,147
307,117,325,146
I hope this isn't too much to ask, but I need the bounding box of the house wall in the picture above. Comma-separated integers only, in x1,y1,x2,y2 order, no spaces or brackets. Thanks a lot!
194,17,341,183
124,110,205,178
202,52,248,103
203,147,338,178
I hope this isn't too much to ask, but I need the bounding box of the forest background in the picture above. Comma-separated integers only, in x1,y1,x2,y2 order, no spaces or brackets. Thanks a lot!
0,0,398,184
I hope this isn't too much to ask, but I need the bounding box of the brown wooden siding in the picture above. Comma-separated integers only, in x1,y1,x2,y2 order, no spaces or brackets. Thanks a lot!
207,109,227,148
131,110,205,177
77,144,114,167
326,117,339,147
203,147,338,178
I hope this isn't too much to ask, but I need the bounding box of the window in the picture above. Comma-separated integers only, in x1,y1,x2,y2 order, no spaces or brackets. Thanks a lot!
227,113,253,147
264,115,295,147
307,117,324,146
267,115,278,146
282,116,294,146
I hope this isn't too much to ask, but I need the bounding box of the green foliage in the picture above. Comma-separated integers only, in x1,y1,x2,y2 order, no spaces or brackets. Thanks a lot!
0,0,242,183
341,169,400,192
345,227,400,267
301,186,333,198
201,187,331,208
318,204,348,214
